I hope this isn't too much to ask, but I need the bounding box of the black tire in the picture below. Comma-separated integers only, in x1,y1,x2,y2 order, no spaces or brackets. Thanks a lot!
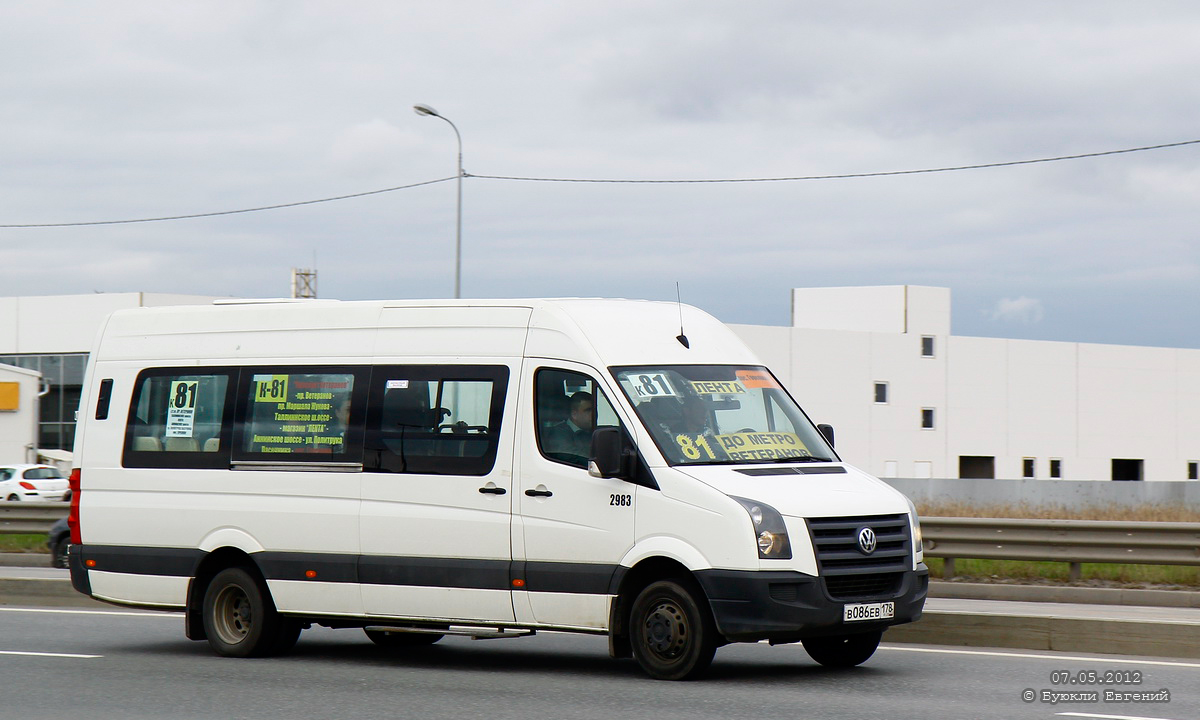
6,494,19,501
801,630,882,668
201,566,299,658
364,629,444,647
50,538,70,569
629,579,717,680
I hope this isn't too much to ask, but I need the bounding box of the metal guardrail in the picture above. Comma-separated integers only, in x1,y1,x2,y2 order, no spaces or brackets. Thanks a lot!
0,502,67,535
922,517,1200,580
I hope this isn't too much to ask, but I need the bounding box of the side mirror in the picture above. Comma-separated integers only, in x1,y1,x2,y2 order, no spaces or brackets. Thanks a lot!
817,423,835,448
588,427,628,479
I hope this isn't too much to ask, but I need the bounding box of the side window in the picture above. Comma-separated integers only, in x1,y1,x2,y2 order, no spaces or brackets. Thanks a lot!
234,368,367,463
123,369,234,468
535,368,621,469
364,365,508,476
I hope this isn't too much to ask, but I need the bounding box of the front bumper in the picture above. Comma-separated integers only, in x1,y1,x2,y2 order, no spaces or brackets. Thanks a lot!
695,564,928,643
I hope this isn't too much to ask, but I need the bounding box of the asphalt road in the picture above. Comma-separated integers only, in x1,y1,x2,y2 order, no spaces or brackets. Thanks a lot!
2,605,1198,720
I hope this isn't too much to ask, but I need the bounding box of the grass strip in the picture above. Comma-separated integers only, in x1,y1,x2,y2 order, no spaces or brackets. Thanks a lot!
925,557,1200,587
0,534,49,553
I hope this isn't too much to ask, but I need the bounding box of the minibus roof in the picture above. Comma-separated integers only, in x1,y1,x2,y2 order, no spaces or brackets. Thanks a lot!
94,298,762,368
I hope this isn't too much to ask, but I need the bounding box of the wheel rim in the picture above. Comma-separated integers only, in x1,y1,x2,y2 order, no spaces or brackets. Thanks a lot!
211,583,254,645
642,599,689,661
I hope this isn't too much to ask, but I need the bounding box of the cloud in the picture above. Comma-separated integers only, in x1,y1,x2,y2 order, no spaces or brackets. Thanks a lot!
990,296,1045,324
4,2,1200,347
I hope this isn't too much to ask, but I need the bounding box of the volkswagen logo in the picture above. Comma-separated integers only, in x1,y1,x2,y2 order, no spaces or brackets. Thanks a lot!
856,526,877,555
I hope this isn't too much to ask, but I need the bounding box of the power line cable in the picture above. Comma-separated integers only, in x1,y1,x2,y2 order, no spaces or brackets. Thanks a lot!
0,176,457,228
469,139,1200,183
2,139,1197,229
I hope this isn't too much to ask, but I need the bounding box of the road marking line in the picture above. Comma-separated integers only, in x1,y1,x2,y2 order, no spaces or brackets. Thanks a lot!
1057,713,1182,720
880,645,1200,669
0,650,101,659
0,607,175,618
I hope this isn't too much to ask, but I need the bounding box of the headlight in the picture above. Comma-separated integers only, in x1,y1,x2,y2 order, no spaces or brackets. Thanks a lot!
731,496,792,560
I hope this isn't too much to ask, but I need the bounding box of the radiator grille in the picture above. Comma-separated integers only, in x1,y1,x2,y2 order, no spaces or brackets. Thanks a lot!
807,513,912,599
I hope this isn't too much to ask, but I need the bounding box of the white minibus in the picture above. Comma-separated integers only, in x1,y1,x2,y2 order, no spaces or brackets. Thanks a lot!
68,298,926,680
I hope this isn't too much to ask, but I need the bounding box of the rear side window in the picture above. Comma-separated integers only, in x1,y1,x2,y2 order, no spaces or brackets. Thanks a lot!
123,369,235,468
364,365,508,476
94,379,114,420
234,367,368,465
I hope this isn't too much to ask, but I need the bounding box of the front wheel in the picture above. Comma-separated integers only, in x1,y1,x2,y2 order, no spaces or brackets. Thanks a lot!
202,566,299,658
801,630,882,668
629,579,717,680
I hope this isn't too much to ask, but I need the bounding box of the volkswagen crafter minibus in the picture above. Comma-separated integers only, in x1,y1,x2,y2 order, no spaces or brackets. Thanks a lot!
67,298,927,680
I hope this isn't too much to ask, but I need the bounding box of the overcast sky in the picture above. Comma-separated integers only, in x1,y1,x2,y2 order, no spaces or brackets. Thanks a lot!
2,2,1199,348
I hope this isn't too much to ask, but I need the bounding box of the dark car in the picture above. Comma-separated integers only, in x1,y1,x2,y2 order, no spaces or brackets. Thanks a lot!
47,516,70,569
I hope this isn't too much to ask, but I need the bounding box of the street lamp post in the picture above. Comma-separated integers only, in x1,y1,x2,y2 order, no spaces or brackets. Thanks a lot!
413,103,464,299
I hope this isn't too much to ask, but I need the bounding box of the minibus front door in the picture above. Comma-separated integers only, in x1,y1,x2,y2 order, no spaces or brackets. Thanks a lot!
513,363,637,629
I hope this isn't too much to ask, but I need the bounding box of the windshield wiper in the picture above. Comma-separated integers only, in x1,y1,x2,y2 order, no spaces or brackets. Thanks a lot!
765,455,835,463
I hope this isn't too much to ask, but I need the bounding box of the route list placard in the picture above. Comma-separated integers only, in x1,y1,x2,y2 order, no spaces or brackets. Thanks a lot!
245,373,353,454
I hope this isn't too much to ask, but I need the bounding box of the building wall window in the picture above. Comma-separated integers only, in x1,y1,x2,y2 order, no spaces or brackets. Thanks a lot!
0,352,88,451
1112,458,1144,482
920,335,935,358
959,455,995,479
874,382,889,404
1022,457,1036,479
1189,461,1198,481
1050,458,1063,479
920,407,935,430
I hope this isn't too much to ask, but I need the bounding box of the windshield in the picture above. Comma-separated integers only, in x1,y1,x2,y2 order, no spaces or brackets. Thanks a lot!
612,365,835,466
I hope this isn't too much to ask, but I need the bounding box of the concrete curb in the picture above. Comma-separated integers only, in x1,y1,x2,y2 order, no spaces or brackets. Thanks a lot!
887,608,1200,659
0,553,53,569
0,577,111,608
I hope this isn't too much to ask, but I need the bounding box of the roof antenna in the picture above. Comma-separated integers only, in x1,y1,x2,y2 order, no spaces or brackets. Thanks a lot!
675,282,690,349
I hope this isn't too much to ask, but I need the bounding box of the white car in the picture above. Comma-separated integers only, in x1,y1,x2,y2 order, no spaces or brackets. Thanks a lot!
0,464,69,502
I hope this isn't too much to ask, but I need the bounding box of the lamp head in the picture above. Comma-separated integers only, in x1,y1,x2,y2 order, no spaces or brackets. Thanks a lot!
413,103,440,117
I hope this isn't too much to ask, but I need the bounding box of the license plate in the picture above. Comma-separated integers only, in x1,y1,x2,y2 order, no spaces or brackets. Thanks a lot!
843,601,895,622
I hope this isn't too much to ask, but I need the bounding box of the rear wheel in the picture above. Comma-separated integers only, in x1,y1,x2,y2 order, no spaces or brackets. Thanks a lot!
364,629,444,647
801,630,882,668
6,494,19,501
201,566,299,658
629,579,717,680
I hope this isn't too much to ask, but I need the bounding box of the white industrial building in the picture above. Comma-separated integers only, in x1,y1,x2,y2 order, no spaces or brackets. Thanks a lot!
730,286,1200,483
0,292,222,454
1,286,1197,482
